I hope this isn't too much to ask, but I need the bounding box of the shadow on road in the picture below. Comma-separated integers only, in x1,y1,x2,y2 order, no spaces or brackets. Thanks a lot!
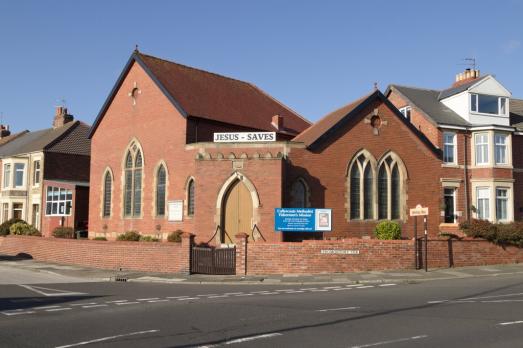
0,295,103,311
0,253,33,261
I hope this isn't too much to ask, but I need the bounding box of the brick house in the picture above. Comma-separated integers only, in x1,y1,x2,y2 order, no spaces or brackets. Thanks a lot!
89,51,521,242
0,107,90,237
386,69,523,235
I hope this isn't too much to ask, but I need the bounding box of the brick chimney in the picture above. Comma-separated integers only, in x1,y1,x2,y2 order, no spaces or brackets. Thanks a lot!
452,68,480,88
0,125,10,138
271,114,284,131
53,106,74,129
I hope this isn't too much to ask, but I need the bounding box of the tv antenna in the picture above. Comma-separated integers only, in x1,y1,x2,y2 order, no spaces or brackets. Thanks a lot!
461,57,477,70
56,98,67,107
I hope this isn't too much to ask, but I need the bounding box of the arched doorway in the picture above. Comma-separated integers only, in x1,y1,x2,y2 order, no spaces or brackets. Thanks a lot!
221,179,253,244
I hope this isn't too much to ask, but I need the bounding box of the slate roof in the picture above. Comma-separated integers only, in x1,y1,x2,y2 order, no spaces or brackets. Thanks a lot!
90,51,311,137
386,85,471,127
438,75,489,100
0,121,90,158
0,130,29,147
510,98,523,130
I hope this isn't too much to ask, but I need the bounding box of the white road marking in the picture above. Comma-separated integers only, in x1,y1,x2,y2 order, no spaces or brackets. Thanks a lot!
82,304,108,308
482,299,523,303
310,289,329,292
333,288,353,291
45,308,72,312
427,300,448,304
498,320,523,326
167,296,190,299
250,291,274,294
261,292,279,295
356,286,374,289
345,284,362,287
1,310,35,316
197,294,218,297
178,297,199,301
300,288,318,291
461,292,523,301
115,301,139,305
282,290,304,293
224,292,244,295
106,300,128,303
234,294,254,297
208,295,229,298
71,303,97,307
33,305,62,310
323,286,342,289
196,332,283,347
55,329,159,348
349,334,428,347
378,284,397,287
147,299,169,303
19,284,85,297
137,298,160,301
316,306,360,312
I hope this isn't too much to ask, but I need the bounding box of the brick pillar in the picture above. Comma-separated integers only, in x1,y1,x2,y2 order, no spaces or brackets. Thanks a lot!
180,232,195,275
235,233,248,276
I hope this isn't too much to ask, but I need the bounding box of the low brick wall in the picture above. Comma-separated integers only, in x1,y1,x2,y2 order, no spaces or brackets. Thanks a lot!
0,235,191,274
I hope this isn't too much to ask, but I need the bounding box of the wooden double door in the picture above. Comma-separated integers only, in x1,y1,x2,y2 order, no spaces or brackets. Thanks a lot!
221,180,253,244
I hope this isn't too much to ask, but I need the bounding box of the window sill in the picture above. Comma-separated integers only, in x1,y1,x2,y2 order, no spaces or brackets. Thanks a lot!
442,163,459,168
470,112,508,118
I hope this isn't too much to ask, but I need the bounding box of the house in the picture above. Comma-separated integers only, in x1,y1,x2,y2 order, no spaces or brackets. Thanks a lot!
386,69,523,235
88,51,521,243
0,107,91,236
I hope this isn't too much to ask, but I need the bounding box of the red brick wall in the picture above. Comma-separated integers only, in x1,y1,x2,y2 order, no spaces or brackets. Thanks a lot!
287,99,442,238
0,235,190,273
243,238,523,275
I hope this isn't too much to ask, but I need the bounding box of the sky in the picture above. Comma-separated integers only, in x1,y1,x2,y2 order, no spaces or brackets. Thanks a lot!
0,0,522,132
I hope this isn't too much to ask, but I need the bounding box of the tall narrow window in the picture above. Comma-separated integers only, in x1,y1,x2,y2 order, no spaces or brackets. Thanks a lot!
494,134,507,165
443,188,456,223
443,132,456,164
14,163,24,187
475,133,489,165
290,178,308,208
378,166,388,219
476,187,490,220
391,165,400,219
33,161,41,185
103,171,112,217
2,203,8,223
496,188,508,221
363,165,373,219
123,143,143,218
3,164,11,188
156,165,166,216
187,179,195,216
350,164,361,219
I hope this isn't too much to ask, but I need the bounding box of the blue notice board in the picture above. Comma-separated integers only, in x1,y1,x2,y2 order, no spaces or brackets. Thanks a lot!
274,208,332,232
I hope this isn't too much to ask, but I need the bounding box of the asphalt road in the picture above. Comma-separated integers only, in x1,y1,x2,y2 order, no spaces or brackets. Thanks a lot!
1,273,523,347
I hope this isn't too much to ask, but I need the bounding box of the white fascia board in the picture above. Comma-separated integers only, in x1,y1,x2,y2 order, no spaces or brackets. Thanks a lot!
469,125,515,132
469,75,512,97
438,124,468,130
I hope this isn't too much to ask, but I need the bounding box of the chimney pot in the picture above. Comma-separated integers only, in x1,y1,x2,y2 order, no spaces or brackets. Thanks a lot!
53,106,74,128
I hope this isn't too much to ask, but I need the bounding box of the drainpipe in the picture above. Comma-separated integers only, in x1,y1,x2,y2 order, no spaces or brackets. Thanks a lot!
463,133,470,222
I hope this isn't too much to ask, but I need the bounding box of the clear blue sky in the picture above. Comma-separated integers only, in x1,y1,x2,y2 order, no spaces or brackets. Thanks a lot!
1,0,522,131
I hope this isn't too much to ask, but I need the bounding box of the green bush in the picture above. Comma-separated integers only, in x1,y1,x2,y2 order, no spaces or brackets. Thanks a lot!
167,230,183,243
139,235,159,242
374,221,402,240
53,226,75,239
0,218,24,236
93,236,107,241
117,231,141,241
460,219,523,247
9,222,41,236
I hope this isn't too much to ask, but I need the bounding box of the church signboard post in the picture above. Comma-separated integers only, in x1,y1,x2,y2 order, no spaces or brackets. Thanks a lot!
410,204,428,271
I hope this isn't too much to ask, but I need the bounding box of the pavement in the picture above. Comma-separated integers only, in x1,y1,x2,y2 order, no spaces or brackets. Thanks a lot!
2,254,523,285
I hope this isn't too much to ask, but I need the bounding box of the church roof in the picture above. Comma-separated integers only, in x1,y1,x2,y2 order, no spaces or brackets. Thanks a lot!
89,51,310,138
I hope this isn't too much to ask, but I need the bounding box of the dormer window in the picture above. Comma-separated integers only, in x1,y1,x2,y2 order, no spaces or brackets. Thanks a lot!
470,94,507,116
399,106,411,121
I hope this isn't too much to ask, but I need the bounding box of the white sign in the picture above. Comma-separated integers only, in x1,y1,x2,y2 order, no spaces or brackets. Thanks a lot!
410,204,429,216
168,200,183,222
213,132,276,143
314,208,332,231
320,249,360,255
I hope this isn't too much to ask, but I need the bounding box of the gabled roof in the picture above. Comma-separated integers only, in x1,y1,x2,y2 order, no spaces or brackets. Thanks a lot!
293,90,440,156
0,121,90,158
438,75,489,100
510,98,523,131
0,130,30,147
385,85,471,127
89,51,311,138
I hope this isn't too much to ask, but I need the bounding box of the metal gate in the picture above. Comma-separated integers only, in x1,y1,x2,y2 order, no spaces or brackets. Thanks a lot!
191,246,236,275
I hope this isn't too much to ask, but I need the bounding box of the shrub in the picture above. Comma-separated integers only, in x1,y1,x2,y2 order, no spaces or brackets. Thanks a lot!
374,221,402,240
9,222,41,236
0,218,24,236
460,219,523,248
167,230,183,243
53,226,75,239
139,235,159,242
93,237,107,241
117,231,141,241
459,219,496,241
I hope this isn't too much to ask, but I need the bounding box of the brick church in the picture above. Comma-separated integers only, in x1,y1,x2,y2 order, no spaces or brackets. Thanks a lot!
88,50,523,243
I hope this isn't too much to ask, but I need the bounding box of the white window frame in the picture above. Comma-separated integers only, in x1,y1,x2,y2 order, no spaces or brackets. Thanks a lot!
443,187,457,223
474,133,489,166
495,187,509,222
471,181,514,223
470,93,508,116
443,132,457,165
476,187,490,220
45,186,73,216
14,163,25,188
3,163,11,189
399,106,411,120
12,202,24,220
32,160,41,187
494,133,508,165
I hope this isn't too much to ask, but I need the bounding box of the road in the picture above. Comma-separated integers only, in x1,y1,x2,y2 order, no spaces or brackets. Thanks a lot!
0,270,522,347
